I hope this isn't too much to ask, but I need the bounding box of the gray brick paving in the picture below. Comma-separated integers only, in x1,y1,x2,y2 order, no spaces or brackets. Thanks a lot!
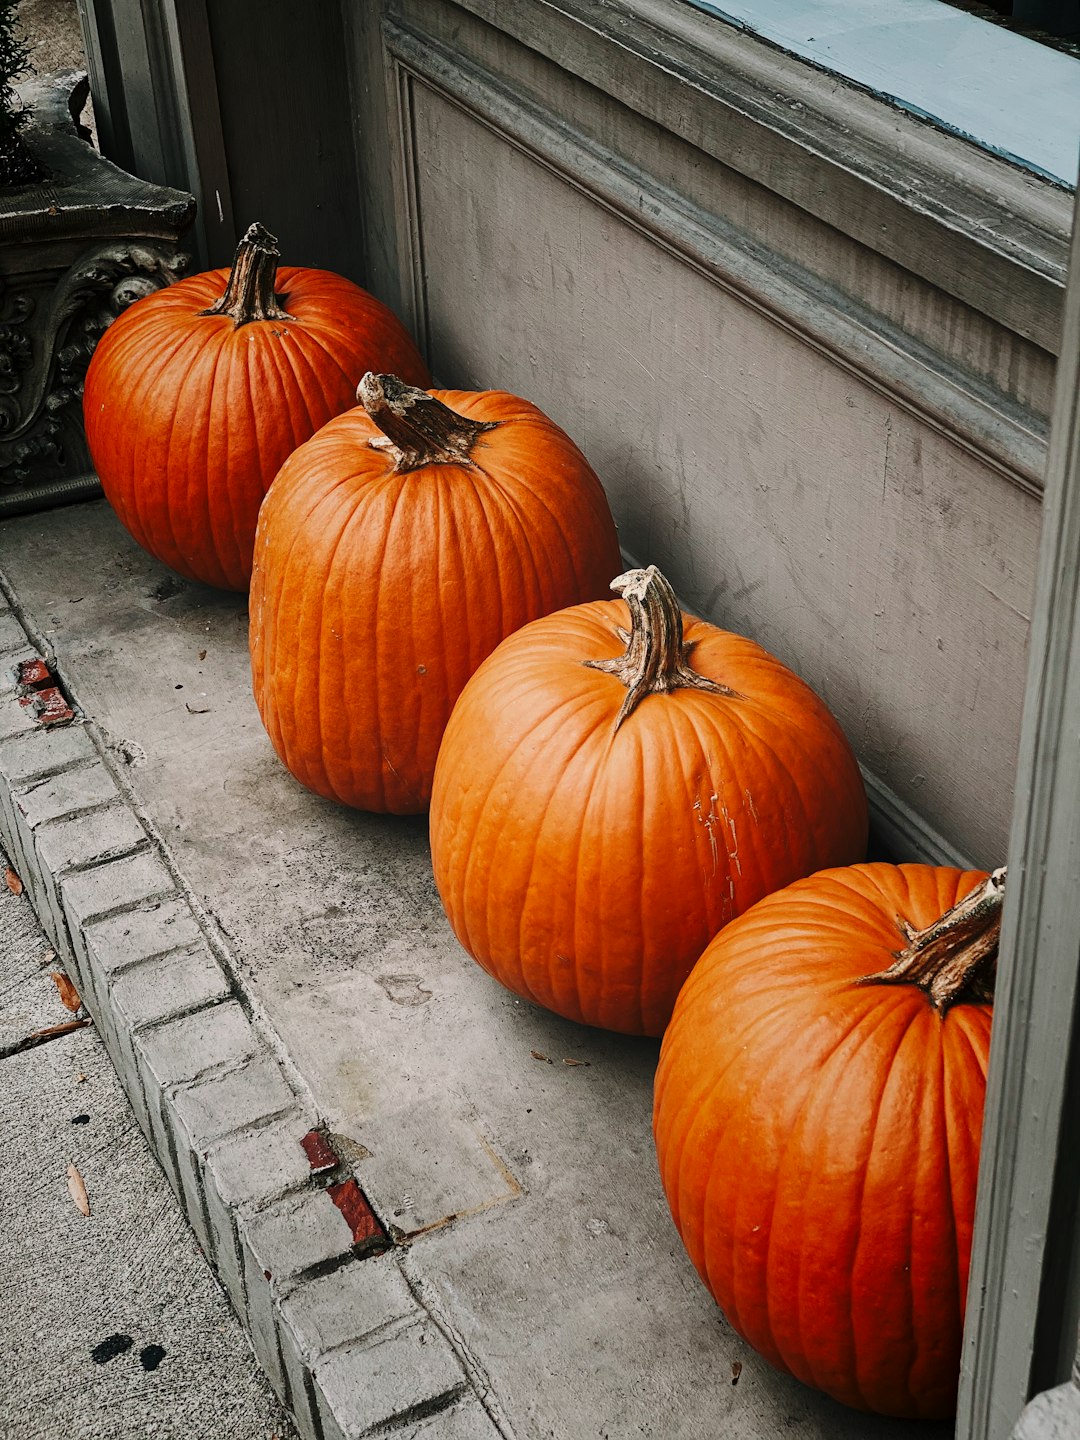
109,944,232,1031
0,595,502,1440
62,849,177,934
0,722,97,784
0,874,298,1440
241,1186,361,1287
278,1256,419,1360
84,895,204,970
313,1322,471,1438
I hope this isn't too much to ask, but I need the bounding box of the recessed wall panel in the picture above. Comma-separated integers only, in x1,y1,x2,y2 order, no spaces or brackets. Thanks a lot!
410,82,1037,866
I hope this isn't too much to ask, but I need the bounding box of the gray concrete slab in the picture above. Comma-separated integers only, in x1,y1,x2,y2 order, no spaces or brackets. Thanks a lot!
0,500,954,1439
0,873,298,1440
0,860,64,1047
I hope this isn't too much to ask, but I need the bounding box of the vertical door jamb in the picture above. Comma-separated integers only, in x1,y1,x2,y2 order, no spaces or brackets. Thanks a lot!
958,181,1080,1440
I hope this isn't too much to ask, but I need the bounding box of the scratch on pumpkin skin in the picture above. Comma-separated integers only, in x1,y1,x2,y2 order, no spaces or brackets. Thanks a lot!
694,794,722,876
717,798,742,878
382,749,403,783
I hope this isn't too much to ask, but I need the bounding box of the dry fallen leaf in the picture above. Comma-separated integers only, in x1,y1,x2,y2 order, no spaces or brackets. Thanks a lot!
75,1072,87,1084
731,1360,743,1385
198,649,207,661
67,1163,90,1217
562,1058,590,1067
50,971,82,1013
4,866,23,896
530,1050,553,1064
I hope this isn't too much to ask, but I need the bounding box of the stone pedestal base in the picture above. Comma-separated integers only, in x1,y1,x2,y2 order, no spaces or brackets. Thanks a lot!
0,72,194,517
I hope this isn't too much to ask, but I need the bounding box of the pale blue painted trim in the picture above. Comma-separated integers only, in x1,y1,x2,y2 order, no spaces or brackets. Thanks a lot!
688,0,1080,186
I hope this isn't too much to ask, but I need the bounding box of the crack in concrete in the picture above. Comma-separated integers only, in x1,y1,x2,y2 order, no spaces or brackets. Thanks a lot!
0,1014,91,1060
396,1254,519,1440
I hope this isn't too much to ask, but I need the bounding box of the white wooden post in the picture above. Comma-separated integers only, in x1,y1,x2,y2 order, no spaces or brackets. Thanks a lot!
957,183,1080,1440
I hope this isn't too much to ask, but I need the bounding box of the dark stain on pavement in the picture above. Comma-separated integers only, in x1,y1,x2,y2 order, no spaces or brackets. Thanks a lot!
149,576,184,603
377,972,432,1006
91,1334,132,1364
139,1344,166,1372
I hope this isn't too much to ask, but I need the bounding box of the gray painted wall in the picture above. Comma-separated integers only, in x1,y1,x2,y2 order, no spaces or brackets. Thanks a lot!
350,0,1070,870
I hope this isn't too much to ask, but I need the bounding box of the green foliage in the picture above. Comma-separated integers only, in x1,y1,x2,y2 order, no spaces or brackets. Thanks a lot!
0,0,42,187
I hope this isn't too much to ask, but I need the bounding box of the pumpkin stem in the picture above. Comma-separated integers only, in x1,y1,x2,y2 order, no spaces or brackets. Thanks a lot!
358,372,496,473
585,566,735,730
199,221,295,327
858,866,1007,1012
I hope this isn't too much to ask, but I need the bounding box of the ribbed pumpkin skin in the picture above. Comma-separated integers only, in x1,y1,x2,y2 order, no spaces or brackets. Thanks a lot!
83,266,431,591
429,603,868,1035
653,863,992,1418
249,389,622,813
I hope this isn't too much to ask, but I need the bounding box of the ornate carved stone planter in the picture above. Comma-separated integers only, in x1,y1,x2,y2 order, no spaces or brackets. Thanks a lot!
0,71,194,516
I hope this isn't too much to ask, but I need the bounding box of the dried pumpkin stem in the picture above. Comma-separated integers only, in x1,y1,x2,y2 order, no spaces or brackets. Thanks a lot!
199,221,295,327
358,372,496,473
859,866,1007,1012
585,565,735,730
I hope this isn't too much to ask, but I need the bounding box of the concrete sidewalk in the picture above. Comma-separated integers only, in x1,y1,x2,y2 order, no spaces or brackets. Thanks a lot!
0,865,297,1440
0,500,952,1440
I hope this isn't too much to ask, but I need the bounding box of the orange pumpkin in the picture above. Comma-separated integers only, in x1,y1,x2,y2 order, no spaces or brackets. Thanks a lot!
83,222,430,591
653,862,1003,1418
249,373,622,813
430,565,868,1035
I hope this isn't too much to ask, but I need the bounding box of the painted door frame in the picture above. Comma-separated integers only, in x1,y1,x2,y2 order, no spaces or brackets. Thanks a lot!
74,0,233,266
74,0,362,277
959,180,1080,1440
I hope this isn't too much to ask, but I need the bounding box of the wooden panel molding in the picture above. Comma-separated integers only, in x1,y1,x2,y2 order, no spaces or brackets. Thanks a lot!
384,13,1051,497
